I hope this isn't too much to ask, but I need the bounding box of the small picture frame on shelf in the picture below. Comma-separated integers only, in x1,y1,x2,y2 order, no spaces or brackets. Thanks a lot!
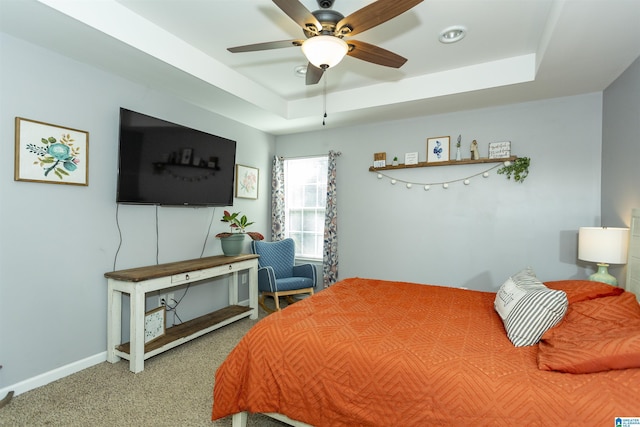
404,152,419,165
426,136,450,163
488,141,511,159
180,148,193,165
373,152,386,168
144,307,166,344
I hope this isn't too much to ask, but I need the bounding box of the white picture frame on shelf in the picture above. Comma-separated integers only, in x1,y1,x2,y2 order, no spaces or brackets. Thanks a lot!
180,148,193,165
488,141,511,159
404,152,419,165
426,136,450,163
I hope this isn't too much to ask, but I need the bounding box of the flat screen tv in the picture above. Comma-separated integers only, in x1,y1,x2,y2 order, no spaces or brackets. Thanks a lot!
116,108,236,206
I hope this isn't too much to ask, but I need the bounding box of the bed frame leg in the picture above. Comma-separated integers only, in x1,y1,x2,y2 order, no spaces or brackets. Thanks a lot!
232,412,248,427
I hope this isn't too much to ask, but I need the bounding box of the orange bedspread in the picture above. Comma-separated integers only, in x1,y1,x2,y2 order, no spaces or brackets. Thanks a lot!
212,278,640,426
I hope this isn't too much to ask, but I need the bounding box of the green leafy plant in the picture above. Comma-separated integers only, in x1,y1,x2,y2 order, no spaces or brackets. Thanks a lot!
497,157,531,183
216,211,263,240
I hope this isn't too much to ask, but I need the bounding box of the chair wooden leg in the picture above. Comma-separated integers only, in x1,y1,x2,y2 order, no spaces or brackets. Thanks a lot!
273,292,281,311
259,294,275,314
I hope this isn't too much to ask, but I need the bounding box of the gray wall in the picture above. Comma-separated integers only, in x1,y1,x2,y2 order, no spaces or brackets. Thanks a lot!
601,55,640,285
602,55,640,224
276,93,604,290
0,33,274,389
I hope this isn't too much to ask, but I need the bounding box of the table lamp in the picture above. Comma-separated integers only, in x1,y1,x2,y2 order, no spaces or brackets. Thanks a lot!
578,227,629,286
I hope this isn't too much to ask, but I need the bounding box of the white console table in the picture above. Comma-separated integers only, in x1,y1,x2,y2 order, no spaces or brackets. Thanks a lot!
105,254,259,373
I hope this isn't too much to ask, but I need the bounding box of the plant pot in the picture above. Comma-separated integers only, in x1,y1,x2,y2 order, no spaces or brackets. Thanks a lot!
219,233,246,256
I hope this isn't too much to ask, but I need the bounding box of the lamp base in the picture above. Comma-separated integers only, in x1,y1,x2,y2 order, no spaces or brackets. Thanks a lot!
588,263,618,286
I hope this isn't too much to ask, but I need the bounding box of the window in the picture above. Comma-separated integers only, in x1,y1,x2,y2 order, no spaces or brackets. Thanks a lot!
284,156,328,260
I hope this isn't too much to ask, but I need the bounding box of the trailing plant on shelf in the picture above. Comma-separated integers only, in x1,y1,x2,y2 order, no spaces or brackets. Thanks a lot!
215,211,264,241
497,157,531,183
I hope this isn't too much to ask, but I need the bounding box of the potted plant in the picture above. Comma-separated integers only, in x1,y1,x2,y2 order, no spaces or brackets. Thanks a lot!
497,157,531,183
215,211,264,256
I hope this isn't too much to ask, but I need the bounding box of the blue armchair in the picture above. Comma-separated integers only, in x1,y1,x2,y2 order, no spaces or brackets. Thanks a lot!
250,238,317,312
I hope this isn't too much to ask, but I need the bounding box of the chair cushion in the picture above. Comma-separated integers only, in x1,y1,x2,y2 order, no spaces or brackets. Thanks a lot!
274,277,315,292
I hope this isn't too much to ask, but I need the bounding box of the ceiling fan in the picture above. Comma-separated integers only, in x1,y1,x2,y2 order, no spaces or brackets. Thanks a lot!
227,0,423,85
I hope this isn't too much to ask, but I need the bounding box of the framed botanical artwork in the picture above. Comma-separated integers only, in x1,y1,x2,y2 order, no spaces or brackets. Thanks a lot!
15,117,89,186
427,136,450,163
235,164,259,199
144,307,166,344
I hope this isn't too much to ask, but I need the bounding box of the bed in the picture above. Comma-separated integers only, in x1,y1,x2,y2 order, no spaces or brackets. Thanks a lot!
212,213,640,426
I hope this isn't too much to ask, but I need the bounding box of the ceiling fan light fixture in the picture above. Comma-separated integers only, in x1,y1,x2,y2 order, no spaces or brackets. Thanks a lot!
302,35,349,69
439,26,466,44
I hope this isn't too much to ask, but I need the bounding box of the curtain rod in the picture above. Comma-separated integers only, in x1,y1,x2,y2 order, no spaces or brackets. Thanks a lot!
279,152,341,160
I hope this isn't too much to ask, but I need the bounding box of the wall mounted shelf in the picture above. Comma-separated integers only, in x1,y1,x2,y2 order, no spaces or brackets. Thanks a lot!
368,156,517,172
153,162,220,171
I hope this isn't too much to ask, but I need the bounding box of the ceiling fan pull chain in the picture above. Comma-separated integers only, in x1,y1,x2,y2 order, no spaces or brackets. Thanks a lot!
323,74,328,126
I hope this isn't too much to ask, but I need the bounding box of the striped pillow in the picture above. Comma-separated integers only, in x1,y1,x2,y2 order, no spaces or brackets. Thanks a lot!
494,267,568,347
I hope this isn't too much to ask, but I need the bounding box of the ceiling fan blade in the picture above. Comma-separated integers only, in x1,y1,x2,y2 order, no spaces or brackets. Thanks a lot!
228,39,304,53
305,63,324,85
346,40,407,68
336,0,423,37
272,0,322,34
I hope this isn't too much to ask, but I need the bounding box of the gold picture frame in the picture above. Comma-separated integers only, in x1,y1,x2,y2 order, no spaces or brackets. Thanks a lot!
235,164,259,199
15,117,89,186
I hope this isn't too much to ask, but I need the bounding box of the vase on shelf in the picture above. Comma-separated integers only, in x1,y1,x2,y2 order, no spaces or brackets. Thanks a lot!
455,147,462,161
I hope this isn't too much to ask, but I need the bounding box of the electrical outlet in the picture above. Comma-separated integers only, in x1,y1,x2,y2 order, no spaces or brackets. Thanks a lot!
158,294,167,306
241,274,247,285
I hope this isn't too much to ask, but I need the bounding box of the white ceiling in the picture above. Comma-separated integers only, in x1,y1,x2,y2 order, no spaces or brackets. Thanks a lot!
1,0,639,135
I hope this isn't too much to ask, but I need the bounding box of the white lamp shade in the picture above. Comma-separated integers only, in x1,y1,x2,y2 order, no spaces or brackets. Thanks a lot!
301,35,348,69
578,227,629,264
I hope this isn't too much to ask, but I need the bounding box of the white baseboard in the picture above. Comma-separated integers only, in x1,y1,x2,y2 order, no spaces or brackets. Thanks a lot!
0,352,107,398
0,302,253,398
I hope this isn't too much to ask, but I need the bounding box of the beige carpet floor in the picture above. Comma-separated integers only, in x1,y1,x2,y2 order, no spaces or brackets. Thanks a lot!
0,309,291,427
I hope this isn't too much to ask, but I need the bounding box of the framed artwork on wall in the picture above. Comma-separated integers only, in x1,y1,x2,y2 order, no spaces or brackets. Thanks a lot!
14,117,89,186
426,136,450,163
235,164,259,199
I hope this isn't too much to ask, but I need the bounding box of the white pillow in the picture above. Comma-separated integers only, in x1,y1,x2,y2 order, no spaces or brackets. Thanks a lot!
494,267,568,347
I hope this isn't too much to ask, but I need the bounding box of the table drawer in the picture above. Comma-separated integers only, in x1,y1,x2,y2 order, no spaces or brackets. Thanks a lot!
207,263,240,276
171,270,203,284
